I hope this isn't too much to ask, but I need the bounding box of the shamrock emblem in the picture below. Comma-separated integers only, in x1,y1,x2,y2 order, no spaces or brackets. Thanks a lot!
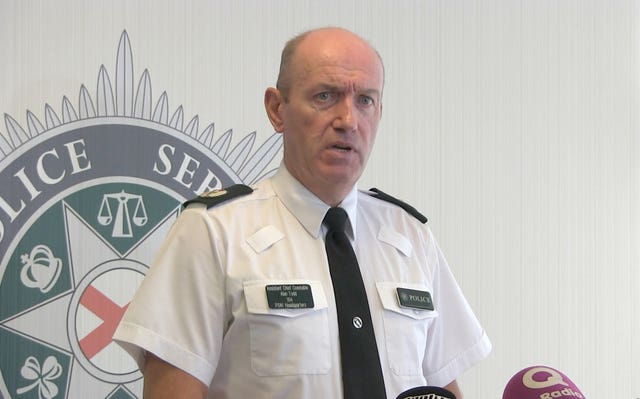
16,356,63,399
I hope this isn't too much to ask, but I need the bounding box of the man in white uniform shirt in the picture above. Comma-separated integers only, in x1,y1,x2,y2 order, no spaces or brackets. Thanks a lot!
114,27,491,399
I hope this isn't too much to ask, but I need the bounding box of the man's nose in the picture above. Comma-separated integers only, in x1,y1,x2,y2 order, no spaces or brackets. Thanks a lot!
332,98,358,132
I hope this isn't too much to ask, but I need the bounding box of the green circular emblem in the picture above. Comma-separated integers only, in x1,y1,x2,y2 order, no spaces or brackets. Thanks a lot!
0,32,281,399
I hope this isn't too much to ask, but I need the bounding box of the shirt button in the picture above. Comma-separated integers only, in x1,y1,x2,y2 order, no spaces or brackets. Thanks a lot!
352,316,363,328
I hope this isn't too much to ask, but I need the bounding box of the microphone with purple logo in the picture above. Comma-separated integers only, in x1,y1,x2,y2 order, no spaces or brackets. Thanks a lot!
503,365,586,399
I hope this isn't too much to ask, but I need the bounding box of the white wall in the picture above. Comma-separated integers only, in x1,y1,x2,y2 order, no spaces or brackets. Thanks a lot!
1,1,637,397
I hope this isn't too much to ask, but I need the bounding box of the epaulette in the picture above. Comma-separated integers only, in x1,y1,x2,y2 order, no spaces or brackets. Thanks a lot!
367,188,428,224
182,184,253,209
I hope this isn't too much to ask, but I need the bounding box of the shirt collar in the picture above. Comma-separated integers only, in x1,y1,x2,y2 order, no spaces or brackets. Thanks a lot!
271,163,358,240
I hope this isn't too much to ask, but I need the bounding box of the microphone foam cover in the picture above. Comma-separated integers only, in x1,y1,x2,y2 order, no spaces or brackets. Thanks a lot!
502,365,586,399
396,386,457,399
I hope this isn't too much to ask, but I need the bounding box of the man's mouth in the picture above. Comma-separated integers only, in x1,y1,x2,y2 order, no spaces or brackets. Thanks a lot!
332,143,352,151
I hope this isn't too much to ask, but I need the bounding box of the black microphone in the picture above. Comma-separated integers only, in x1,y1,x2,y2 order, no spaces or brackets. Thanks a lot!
502,365,586,399
396,386,457,399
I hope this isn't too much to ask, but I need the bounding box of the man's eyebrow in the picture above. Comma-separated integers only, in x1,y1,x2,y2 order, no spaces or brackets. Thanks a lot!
311,83,341,92
360,88,381,97
311,83,381,96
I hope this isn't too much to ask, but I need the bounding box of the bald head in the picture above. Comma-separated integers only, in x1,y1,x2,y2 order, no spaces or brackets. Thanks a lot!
275,27,384,101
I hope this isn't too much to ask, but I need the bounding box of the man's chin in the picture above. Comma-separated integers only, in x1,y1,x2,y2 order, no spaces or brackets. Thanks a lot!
323,170,359,186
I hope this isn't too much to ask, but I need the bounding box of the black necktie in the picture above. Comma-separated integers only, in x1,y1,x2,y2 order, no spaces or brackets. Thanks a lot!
323,207,386,399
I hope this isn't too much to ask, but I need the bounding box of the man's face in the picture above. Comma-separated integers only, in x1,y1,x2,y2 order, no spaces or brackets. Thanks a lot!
269,30,384,205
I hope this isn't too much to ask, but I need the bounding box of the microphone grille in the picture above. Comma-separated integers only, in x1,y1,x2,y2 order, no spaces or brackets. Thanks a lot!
396,386,457,399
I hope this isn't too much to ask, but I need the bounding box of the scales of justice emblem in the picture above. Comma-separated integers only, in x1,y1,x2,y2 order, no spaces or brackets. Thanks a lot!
0,31,281,399
98,192,148,238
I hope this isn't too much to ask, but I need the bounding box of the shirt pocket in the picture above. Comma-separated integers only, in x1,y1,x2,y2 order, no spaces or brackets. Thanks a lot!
376,281,439,376
243,279,331,376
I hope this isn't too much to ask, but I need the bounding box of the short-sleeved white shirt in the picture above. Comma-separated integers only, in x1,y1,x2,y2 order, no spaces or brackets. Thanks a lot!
114,166,491,398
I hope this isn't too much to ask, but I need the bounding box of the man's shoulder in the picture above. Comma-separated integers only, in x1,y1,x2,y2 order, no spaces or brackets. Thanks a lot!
182,179,274,211
182,184,254,209
359,187,428,224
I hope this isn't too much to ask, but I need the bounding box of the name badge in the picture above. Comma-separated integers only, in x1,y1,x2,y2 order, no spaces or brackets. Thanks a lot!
396,287,434,311
266,284,315,309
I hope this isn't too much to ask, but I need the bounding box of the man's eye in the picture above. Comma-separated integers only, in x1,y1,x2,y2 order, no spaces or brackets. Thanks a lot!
359,95,374,106
316,92,332,101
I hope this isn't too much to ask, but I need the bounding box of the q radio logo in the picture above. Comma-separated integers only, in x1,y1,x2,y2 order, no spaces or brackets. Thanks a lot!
522,367,584,399
0,31,281,399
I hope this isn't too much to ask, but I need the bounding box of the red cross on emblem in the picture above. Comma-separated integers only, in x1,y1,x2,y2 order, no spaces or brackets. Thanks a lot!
79,285,130,359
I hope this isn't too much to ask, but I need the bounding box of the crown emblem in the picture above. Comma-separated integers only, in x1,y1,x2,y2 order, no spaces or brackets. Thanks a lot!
20,244,63,294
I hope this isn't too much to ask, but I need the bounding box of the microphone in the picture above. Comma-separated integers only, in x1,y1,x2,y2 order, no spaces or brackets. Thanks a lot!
396,386,457,399
502,365,586,399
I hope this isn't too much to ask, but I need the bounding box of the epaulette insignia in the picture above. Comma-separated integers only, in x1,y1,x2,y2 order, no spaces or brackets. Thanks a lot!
367,188,428,224
182,184,253,209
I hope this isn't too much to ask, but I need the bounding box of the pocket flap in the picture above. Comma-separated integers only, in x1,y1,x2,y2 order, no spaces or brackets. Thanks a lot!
377,227,412,257
376,281,439,320
244,279,328,317
246,225,285,253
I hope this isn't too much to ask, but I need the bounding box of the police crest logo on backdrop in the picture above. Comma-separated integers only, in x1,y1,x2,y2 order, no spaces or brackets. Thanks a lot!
0,31,282,399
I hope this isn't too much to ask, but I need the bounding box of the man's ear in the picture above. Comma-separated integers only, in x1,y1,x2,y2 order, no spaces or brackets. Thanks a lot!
264,87,285,133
